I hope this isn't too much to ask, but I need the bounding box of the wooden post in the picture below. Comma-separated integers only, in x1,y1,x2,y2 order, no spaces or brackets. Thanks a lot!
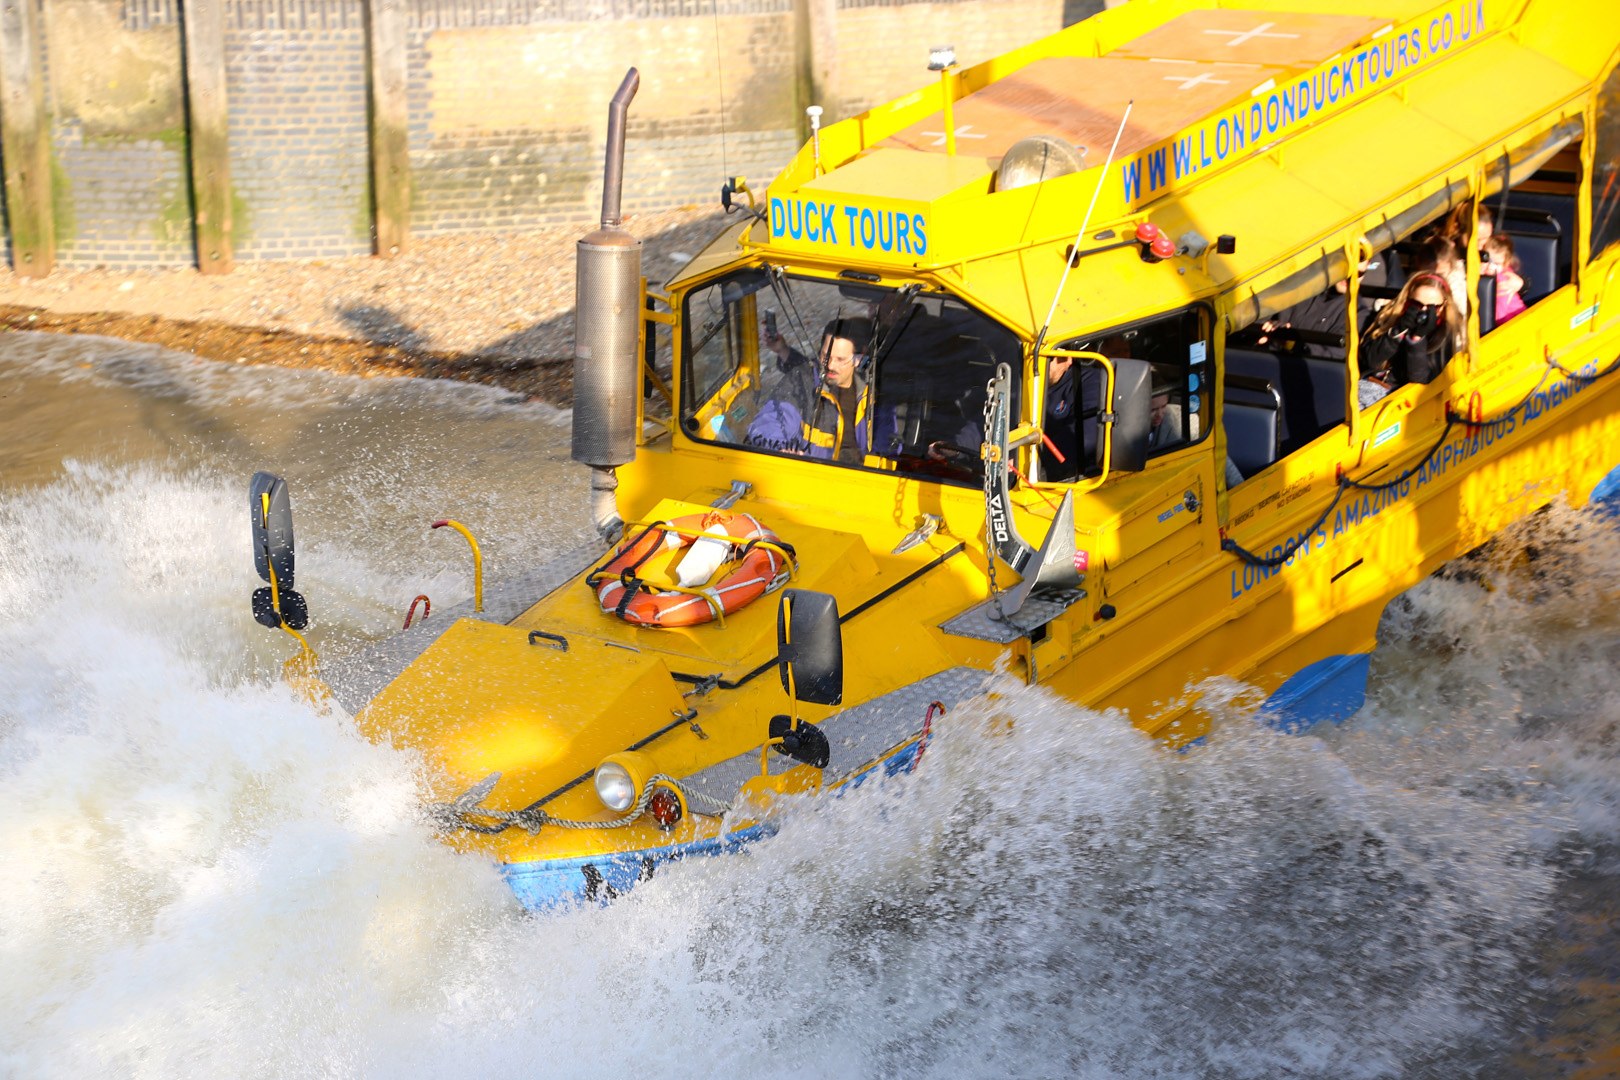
0,0,55,277
181,0,232,273
791,0,836,142
365,0,410,255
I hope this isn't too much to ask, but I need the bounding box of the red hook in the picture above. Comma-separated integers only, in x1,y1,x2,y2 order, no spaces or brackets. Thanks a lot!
404,594,432,629
913,701,946,770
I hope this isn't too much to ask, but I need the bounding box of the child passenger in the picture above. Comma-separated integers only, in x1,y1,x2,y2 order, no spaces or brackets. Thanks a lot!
1483,234,1527,324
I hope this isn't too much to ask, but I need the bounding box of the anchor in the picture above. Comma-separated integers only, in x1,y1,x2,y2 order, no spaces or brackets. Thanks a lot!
981,362,1085,617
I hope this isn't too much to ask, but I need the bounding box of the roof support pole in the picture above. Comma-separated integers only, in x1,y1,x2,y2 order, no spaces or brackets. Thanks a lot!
793,0,836,141
0,0,54,277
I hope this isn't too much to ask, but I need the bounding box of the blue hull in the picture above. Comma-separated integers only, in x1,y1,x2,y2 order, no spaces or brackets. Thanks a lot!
499,738,930,911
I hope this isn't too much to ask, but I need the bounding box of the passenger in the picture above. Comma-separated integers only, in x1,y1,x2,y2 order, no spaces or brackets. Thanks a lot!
1147,376,1184,451
1482,234,1527,324
1356,272,1463,408
1256,252,1382,357
749,316,877,463
1038,350,1083,481
1414,235,1469,317
1436,200,1495,255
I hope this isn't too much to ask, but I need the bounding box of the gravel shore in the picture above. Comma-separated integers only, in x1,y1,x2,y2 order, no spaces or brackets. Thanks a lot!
0,205,730,405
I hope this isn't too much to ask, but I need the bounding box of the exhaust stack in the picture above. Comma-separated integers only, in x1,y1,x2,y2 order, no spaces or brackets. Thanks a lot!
572,68,643,540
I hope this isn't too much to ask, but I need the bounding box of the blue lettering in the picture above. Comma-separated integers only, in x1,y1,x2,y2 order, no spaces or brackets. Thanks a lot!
1216,118,1230,160
1174,136,1196,178
1266,92,1281,132
1148,147,1167,191
1249,103,1262,142
1328,63,1341,104
1340,59,1354,99
895,212,911,254
876,210,895,252
770,197,786,237
844,206,860,244
786,200,803,240
1199,129,1212,168
820,203,836,242
911,214,927,256
804,202,820,241
859,208,875,247
1122,158,1143,202
1441,12,1454,49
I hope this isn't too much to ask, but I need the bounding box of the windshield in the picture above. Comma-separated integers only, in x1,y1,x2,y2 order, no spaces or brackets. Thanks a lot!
679,268,1022,483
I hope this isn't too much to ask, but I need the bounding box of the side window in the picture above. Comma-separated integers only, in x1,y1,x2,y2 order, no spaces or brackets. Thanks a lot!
681,270,768,443
1473,142,1582,335
1591,61,1620,261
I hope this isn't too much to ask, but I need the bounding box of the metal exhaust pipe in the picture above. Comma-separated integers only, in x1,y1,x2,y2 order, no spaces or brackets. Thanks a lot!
600,68,640,229
572,67,644,542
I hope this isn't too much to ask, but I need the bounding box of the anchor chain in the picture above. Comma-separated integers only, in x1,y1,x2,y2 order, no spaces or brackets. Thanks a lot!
981,374,1007,618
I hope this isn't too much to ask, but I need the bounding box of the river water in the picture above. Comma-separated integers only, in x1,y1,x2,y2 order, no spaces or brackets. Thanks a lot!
2,331,1616,1078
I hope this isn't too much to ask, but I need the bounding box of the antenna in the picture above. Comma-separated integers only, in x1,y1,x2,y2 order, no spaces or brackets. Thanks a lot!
1038,99,1135,340
710,0,730,179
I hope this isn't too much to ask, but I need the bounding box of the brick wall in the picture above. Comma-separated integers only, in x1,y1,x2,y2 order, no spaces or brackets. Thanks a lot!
224,4,373,260
406,3,801,233
833,0,1068,119
13,0,1092,268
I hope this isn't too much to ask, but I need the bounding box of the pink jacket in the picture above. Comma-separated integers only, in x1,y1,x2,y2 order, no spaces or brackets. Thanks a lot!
1496,288,1526,324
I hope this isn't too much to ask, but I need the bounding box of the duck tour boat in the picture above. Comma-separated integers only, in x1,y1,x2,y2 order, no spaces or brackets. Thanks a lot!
249,0,1620,908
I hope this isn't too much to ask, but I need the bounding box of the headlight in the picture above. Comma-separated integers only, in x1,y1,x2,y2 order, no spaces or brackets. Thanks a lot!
594,760,637,812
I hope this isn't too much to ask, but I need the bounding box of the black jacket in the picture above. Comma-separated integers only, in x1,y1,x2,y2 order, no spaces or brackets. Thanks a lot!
1360,328,1451,389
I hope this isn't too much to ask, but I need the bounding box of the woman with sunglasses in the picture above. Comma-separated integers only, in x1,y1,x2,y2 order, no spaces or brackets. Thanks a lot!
1356,271,1465,408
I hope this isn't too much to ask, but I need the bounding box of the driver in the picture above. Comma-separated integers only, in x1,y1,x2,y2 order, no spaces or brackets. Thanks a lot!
749,316,876,463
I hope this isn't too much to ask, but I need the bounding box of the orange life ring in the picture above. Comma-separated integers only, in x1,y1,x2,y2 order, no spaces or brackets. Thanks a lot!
587,511,794,628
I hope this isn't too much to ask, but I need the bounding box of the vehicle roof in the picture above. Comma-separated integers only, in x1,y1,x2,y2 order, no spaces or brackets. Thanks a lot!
714,0,1615,340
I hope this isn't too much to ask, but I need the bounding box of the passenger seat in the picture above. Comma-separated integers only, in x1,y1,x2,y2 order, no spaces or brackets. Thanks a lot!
1224,373,1282,479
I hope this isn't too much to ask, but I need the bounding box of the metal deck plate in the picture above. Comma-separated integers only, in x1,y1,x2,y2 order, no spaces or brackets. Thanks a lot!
683,666,991,805
938,589,1085,644
323,540,604,716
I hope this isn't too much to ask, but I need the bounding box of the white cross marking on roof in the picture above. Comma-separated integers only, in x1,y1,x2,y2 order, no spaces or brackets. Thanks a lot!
1204,21,1300,47
919,124,988,147
1163,72,1230,91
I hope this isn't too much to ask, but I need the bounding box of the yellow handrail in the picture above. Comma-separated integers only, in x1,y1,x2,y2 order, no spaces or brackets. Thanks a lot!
432,519,483,612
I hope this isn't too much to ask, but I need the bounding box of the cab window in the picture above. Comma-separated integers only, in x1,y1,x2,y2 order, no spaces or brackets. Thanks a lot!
679,268,1022,484
1051,307,1211,479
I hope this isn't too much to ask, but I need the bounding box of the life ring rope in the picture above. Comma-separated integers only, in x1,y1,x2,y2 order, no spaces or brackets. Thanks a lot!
586,511,797,628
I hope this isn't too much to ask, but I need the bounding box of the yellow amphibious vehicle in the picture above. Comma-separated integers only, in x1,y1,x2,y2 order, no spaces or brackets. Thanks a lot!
253,0,1620,907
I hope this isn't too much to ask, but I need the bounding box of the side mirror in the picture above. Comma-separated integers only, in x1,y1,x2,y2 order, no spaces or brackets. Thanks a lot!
249,471,309,630
777,589,842,706
1108,357,1154,473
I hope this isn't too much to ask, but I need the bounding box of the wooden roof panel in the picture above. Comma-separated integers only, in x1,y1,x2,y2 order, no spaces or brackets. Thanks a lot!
1107,10,1392,69
880,56,1289,160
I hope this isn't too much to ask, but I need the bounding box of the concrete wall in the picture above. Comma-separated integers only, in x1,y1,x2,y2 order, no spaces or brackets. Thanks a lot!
41,0,190,266
4,0,1102,269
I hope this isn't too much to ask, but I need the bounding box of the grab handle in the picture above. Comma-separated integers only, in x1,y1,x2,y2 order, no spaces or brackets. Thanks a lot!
431,519,483,612
528,629,569,652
